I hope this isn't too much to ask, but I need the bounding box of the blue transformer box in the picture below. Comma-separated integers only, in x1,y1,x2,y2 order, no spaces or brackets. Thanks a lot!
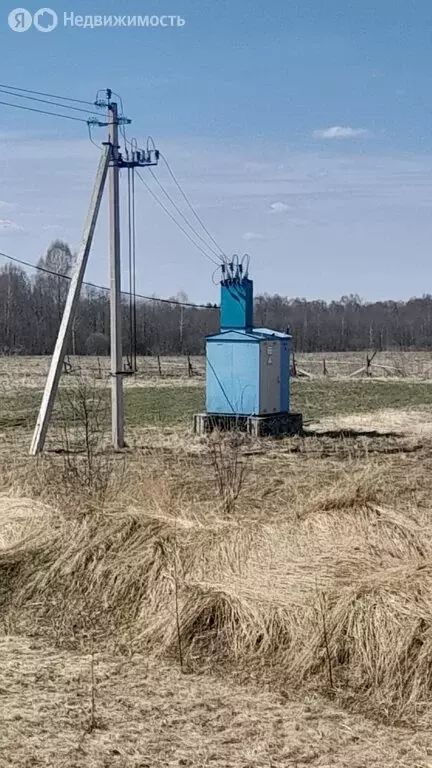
206,271,291,416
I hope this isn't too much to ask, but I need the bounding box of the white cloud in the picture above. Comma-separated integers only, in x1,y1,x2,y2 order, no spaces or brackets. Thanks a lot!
269,201,291,214
0,219,23,232
242,231,265,241
313,126,372,139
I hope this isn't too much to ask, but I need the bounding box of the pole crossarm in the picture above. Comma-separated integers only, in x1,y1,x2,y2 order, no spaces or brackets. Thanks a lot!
117,149,159,169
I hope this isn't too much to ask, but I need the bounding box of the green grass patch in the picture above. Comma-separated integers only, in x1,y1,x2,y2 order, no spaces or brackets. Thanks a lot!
125,387,204,428
2,379,432,433
0,391,41,428
292,379,432,423
126,380,432,427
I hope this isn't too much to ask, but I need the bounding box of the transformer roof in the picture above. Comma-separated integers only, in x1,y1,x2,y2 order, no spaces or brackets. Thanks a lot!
207,327,291,343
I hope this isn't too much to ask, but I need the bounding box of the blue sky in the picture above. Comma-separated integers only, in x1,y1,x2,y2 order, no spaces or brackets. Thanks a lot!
1,0,432,303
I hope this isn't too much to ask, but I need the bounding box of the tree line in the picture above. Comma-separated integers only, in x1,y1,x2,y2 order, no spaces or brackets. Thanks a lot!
1,240,432,356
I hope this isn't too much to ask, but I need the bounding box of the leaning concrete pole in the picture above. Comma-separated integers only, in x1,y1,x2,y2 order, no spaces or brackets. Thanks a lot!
29,145,110,455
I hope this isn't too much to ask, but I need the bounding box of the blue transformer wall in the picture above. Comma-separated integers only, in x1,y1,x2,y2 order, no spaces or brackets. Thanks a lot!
220,278,253,331
206,337,260,415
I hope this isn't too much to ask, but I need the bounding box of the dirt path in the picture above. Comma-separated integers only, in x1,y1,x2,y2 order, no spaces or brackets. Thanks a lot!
1,636,431,768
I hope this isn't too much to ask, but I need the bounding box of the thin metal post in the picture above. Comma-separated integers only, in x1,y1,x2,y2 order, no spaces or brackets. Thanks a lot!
30,145,110,455
108,101,125,449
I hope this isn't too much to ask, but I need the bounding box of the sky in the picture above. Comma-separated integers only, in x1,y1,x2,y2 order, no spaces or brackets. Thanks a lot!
1,0,432,304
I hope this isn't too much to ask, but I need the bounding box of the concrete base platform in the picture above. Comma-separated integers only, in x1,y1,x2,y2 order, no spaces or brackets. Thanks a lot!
193,411,303,438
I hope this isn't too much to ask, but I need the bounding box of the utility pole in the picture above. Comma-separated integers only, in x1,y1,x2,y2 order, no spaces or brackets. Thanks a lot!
29,145,111,455
29,87,159,455
108,97,125,449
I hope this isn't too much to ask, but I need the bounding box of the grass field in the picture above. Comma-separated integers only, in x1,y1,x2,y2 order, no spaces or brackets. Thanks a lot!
4,367,432,431
2,354,432,766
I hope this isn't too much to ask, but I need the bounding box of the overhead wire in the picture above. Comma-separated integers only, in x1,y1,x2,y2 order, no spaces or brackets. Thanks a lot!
212,263,225,285
126,166,138,371
131,168,138,365
135,169,222,267
0,86,105,118
119,118,222,368
0,82,97,107
120,128,225,266
117,120,138,371
87,121,102,149
0,85,226,308
111,91,125,116
0,250,219,310
158,149,228,260
0,89,229,275
0,87,229,273
0,99,90,123
148,167,224,261
241,253,250,277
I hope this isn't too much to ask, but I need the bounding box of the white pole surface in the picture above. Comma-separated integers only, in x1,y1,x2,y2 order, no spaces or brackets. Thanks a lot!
108,102,125,449
29,145,110,455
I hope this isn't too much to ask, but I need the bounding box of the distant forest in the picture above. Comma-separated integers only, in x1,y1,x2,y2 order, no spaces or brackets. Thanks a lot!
1,241,432,355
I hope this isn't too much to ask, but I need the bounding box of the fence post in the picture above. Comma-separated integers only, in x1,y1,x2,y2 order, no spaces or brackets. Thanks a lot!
187,354,193,378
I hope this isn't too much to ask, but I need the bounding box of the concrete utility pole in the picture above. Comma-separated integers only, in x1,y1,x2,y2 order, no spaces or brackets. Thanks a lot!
29,145,111,455
108,99,125,449
29,87,159,455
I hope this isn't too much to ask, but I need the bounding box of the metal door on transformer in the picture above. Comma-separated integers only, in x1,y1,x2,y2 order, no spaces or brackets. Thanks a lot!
259,340,281,414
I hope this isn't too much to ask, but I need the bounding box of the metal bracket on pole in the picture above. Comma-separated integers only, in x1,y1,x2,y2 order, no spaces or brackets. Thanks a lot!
29,145,110,456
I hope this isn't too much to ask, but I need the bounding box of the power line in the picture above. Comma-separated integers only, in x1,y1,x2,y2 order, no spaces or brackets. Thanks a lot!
135,169,221,267
0,86,224,299
0,250,219,310
1,87,228,267
0,87,104,118
0,99,89,123
159,151,227,259
0,82,96,107
124,132,225,264
148,167,223,261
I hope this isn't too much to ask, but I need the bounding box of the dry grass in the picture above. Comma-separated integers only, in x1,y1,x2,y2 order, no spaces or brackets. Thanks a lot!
0,355,205,392
1,350,432,396
2,428,432,729
296,350,432,379
3,365,432,764
3,636,432,768
310,406,432,437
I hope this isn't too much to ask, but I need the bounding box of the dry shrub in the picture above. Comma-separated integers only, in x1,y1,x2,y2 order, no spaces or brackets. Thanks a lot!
2,445,432,723
17,374,126,514
208,430,249,516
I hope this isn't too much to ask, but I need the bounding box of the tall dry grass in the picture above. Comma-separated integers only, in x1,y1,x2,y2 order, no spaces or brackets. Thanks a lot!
1,432,432,723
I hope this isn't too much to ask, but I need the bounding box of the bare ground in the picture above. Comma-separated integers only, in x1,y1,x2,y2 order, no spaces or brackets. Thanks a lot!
3,363,432,766
309,406,432,436
1,636,431,768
